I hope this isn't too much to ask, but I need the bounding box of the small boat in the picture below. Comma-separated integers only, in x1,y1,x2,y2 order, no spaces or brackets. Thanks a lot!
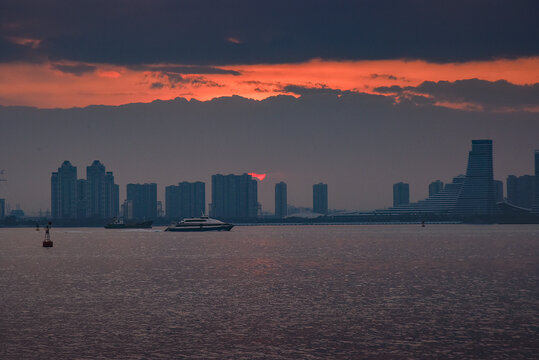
105,218,153,229
43,223,53,247
165,216,234,232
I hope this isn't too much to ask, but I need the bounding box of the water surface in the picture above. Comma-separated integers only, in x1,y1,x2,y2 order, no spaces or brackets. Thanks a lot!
1,225,538,359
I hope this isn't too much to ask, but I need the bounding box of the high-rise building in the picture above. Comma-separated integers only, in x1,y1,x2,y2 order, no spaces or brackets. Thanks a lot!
506,175,535,208
313,183,328,215
104,172,119,219
165,185,181,218
507,175,518,205
532,150,539,214
0,198,5,219
376,175,465,214
493,180,504,203
275,182,287,218
86,160,105,217
393,182,409,207
122,200,133,220
166,181,205,219
126,183,157,219
51,161,78,219
76,179,88,218
210,174,258,219
429,180,444,197
455,139,496,215
85,161,119,218
51,160,119,219
378,140,507,216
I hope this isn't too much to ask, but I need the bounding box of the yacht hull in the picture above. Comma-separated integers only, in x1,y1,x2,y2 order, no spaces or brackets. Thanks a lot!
165,224,234,232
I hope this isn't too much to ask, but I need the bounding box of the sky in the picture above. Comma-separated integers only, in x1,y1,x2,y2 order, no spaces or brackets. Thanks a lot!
0,0,538,215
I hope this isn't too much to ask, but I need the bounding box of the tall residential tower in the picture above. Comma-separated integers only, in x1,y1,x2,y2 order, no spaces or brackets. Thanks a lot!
127,183,158,220
393,182,410,207
275,182,287,218
210,174,258,219
313,183,328,215
166,181,205,219
51,161,78,219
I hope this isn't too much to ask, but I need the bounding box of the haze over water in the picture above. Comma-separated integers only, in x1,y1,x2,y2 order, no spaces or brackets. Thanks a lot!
1,225,537,359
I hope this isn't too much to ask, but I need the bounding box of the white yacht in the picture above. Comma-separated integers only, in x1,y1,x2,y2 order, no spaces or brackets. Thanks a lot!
164,216,234,232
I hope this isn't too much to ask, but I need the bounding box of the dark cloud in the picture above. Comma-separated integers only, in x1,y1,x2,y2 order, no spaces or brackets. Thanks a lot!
156,72,223,89
282,85,347,96
50,63,96,76
375,79,539,111
0,38,45,63
150,82,164,89
1,0,537,65
370,74,398,80
129,65,240,75
373,85,404,94
164,72,188,85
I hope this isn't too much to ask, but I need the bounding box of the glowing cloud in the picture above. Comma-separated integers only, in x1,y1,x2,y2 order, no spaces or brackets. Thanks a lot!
249,173,266,181
98,70,121,78
9,37,42,48
226,37,242,44
0,57,538,109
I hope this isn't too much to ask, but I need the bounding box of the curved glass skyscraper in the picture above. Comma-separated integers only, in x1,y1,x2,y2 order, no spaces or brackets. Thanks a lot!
376,139,497,216
454,140,496,215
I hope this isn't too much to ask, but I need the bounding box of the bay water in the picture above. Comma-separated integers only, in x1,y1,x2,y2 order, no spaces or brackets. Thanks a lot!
1,225,537,359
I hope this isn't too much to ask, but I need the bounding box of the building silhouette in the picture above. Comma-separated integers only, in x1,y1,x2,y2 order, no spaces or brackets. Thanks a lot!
51,160,119,219
532,150,539,214
275,182,287,218
122,200,133,220
507,175,535,209
313,183,328,215
393,182,410,207
51,161,78,219
0,198,5,219
429,180,444,197
454,140,495,215
166,181,205,219
76,179,88,218
210,174,258,219
377,176,464,214
86,160,119,218
126,183,157,220
493,180,504,203
377,140,502,216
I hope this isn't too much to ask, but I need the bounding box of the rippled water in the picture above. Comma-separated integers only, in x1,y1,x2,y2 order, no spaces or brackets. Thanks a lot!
1,225,538,359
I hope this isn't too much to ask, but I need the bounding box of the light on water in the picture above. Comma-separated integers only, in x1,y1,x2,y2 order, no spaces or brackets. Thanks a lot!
1,225,537,359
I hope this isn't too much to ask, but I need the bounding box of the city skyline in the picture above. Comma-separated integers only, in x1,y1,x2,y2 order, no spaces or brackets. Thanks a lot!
4,140,535,220
2,3,538,359
1,140,538,217
0,1,538,216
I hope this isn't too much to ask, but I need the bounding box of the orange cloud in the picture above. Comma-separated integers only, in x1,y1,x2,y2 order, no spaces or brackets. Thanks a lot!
8,36,42,48
98,70,122,78
0,57,537,109
226,37,242,44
